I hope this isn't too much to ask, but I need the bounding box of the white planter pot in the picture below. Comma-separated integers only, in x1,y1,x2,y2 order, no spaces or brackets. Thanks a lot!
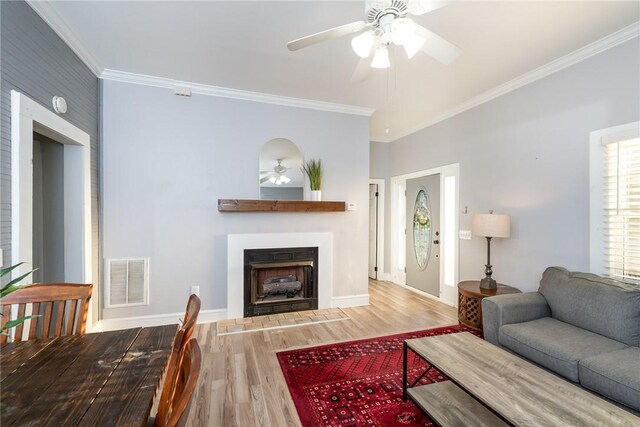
310,190,322,201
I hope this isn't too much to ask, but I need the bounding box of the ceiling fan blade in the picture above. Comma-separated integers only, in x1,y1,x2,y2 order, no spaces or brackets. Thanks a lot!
287,21,367,51
351,58,372,83
407,0,451,16
260,174,275,184
413,23,461,64
350,36,381,83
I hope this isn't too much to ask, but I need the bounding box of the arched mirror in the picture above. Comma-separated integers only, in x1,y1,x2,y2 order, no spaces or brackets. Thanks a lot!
259,138,304,200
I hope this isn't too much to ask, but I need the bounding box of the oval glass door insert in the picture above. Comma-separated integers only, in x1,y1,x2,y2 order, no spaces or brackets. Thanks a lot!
413,188,431,270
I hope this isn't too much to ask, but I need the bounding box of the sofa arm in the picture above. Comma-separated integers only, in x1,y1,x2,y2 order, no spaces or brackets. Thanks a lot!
482,292,551,346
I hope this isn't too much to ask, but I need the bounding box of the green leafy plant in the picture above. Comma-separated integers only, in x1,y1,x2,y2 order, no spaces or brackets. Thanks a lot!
302,159,323,191
1,262,39,336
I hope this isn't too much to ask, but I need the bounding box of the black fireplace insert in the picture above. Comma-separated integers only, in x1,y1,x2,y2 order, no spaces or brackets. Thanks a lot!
244,247,318,317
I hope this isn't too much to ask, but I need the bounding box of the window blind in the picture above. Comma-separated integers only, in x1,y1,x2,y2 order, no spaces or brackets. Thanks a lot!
604,137,640,282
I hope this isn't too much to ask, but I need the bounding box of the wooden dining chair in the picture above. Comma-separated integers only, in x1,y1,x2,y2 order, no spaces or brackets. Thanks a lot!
155,294,201,423
0,283,92,344
181,293,201,347
154,338,201,427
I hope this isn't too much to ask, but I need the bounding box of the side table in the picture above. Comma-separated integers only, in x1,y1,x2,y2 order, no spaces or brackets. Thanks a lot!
457,281,521,331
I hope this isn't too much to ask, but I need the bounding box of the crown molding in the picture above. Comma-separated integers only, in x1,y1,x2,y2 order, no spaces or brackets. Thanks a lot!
26,0,103,76
100,69,376,117
385,21,640,143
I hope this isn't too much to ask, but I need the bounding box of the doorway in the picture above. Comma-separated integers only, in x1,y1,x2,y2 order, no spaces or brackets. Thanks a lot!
369,183,378,279
11,91,93,327
32,133,65,283
390,164,459,306
369,179,385,281
405,174,440,297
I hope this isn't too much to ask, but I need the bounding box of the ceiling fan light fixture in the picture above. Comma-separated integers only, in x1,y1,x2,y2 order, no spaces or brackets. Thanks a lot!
403,33,426,59
351,30,375,58
391,18,415,46
371,45,390,69
269,176,277,184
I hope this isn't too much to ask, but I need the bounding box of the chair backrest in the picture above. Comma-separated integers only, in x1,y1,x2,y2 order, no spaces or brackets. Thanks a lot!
154,338,201,427
156,294,201,423
0,283,92,344
181,294,201,346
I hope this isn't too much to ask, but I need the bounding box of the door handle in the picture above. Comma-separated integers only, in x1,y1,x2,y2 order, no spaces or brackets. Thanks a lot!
433,240,439,244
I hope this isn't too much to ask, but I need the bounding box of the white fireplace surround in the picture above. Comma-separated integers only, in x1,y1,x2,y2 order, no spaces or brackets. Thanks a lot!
227,232,333,319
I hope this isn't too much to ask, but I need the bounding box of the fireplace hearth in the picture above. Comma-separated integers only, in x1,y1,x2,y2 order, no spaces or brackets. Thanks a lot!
244,247,318,317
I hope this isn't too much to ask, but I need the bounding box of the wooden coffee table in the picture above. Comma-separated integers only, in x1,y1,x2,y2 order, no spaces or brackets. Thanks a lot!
403,332,639,426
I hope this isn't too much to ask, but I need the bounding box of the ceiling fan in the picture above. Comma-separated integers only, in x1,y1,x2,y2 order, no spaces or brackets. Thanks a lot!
287,0,461,80
260,159,292,185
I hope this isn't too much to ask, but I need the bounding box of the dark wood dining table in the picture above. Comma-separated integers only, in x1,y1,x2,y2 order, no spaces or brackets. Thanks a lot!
0,324,177,426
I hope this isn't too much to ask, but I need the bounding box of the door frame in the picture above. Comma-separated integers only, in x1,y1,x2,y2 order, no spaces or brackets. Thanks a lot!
369,179,385,281
390,163,459,306
11,90,94,328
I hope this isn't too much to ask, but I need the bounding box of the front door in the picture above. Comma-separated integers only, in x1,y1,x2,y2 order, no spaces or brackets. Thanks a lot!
405,174,440,297
369,183,378,279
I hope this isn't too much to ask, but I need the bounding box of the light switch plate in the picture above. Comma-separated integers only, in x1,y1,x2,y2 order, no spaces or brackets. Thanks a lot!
347,203,356,211
459,230,472,240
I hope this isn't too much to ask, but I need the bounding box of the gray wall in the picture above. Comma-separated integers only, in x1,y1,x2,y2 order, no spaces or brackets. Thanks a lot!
389,39,640,292
0,2,100,319
101,79,370,319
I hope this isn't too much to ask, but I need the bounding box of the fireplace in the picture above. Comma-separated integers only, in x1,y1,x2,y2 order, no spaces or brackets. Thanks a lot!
244,247,318,317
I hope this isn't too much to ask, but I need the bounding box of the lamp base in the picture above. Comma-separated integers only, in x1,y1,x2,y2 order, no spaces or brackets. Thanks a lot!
480,277,497,290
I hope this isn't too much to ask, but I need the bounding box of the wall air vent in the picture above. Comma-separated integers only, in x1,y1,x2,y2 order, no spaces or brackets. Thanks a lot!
105,258,149,308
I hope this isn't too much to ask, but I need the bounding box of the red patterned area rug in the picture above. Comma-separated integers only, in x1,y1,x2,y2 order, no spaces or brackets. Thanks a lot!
277,325,480,426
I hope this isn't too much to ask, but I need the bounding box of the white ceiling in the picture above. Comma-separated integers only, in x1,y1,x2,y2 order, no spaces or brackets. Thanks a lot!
44,1,639,142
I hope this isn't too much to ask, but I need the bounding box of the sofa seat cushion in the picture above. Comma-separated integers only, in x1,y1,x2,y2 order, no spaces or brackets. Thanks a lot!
499,317,628,382
580,347,640,411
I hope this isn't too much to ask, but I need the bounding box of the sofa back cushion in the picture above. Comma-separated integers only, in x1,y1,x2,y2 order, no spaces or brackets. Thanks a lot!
539,267,640,347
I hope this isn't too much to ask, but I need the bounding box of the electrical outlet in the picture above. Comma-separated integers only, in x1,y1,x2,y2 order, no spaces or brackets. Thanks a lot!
459,230,472,240
191,286,200,297
347,203,356,211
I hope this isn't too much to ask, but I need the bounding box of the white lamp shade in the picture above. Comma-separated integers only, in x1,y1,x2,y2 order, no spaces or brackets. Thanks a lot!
472,213,511,238
351,31,375,58
391,18,415,46
371,46,390,69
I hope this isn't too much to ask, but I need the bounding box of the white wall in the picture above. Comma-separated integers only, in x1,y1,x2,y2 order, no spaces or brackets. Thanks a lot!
101,80,370,319
389,39,640,292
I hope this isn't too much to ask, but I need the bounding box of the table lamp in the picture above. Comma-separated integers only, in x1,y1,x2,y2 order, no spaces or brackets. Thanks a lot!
472,210,511,290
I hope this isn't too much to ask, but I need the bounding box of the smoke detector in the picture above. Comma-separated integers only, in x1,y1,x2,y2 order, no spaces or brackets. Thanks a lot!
52,96,67,114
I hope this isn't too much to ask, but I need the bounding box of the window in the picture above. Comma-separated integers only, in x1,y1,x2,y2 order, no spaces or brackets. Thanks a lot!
603,137,640,282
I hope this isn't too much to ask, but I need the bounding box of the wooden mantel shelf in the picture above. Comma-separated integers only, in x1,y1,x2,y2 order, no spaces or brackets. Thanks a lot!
218,199,346,212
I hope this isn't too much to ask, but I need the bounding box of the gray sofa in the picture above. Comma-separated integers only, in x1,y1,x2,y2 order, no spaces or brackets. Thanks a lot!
482,266,640,412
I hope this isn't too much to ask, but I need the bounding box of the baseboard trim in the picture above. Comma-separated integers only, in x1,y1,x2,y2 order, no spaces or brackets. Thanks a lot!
97,295,370,331
98,308,228,331
331,294,370,308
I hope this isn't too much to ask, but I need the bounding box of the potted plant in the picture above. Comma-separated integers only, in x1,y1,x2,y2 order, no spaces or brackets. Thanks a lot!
1,263,38,337
302,159,323,201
